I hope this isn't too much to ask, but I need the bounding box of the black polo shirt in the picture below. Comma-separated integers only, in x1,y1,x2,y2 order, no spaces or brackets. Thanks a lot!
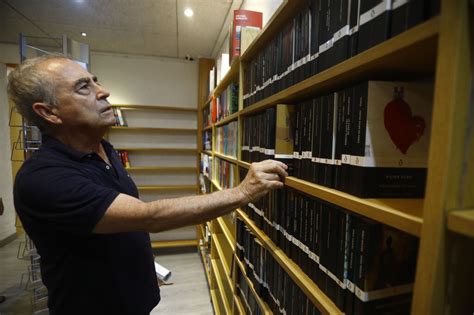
14,135,160,315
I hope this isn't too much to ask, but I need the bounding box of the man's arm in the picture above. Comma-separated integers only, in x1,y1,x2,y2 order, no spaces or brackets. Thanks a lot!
93,160,288,234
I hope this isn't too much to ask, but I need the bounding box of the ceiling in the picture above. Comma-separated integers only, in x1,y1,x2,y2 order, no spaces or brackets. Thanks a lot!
0,0,243,59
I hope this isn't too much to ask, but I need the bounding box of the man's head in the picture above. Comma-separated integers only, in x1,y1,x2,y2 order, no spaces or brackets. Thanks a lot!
7,56,115,134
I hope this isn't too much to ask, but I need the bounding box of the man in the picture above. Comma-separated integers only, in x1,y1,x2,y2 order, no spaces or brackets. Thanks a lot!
7,56,287,315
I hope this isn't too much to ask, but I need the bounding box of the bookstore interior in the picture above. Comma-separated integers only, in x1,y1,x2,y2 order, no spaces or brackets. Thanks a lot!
0,0,473,314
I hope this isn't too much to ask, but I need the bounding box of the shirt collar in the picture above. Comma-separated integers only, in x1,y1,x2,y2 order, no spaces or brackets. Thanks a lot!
41,135,114,161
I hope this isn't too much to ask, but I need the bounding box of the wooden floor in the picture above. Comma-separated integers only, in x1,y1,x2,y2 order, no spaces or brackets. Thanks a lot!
0,237,213,315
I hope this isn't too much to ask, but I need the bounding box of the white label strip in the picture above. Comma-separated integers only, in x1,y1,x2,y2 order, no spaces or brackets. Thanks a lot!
333,25,350,43
355,283,414,302
360,0,391,26
392,0,409,10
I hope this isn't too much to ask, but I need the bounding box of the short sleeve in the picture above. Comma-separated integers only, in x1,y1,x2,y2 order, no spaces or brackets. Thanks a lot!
14,165,120,235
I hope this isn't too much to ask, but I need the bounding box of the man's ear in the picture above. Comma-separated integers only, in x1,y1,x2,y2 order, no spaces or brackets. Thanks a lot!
32,103,62,125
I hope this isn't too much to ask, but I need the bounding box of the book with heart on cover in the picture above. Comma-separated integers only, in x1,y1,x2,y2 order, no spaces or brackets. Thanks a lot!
345,80,433,197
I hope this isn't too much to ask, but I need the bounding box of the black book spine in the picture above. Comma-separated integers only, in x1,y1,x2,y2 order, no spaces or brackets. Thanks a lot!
268,107,276,160
317,201,329,293
358,0,392,53
312,97,322,184
349,0,361,57
334,90,345,190
336,210,350,310
345,214,359,315
341,87,354,193
350,82,368,196
326,204,340,304
310,0,321,76
293,104,302,178
319,94,331,186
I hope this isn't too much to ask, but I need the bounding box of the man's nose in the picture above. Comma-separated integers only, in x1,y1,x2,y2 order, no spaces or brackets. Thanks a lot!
96,84,110,100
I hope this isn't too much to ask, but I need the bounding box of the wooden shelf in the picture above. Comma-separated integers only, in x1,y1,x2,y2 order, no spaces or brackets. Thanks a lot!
448,210,474,238
115,147,197,153
236,161,422,236
234,254,272,315
211,233,233,286
240,17,439,116
209,288,223,315
211,259,232,315
202,96,212,110
150,239,197,249
215,111,239,127
211,179,222,191
137,185,197,191
199,246,211,286
214,56,240,97
112,104,197,112
214,152,238,165
286,177,423,236
110,126,197,132
216,216,236,252
233,295,246,315
237,209,342,315
203,125,212,131
126,166,196,172
201,150,212,156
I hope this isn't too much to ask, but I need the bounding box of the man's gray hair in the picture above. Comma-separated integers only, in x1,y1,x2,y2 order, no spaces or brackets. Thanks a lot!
7,55,67,132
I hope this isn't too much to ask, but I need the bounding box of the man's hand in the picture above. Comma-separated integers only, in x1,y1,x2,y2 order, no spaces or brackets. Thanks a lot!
237,160,288,204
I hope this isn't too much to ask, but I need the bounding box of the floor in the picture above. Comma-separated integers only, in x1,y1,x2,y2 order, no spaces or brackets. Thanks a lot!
0,237,213,315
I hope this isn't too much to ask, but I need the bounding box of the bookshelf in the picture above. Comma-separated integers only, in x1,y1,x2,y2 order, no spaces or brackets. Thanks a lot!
106,104,199,249
197,0,473,314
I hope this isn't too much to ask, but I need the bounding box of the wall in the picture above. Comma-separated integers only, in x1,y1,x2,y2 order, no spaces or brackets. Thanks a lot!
0,63,16,243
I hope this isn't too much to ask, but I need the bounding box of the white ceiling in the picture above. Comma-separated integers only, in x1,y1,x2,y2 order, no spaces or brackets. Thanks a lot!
0,0,242,59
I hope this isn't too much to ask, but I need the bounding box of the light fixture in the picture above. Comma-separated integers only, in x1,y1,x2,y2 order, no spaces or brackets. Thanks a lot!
81,32,87,37
184,8,193,17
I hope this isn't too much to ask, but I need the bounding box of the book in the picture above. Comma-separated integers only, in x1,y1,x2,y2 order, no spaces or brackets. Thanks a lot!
348,80,433,198
231,10,263,59
357,0,392,53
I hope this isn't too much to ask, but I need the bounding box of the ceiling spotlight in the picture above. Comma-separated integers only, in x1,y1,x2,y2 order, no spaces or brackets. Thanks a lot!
81,32,87,37
184,8,193,17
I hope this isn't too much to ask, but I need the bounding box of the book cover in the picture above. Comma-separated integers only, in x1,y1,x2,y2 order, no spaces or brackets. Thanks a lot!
232,10,263,58
275,104,295,175
354,220,418,314
350,80,433,198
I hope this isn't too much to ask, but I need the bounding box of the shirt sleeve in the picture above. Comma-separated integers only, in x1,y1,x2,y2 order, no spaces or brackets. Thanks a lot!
14,164,120,235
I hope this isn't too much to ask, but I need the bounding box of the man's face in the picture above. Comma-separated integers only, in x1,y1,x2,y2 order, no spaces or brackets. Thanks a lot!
42,58,116,130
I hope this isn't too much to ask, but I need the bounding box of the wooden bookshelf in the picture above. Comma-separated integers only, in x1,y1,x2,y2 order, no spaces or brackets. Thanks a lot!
214,56,240,97
237,161,422,236
237,209,342,315
115,147,197,153
447,210,474,239
150,239,197,249
240,17,438,117
233,295,246,315
234,253,272,315
110,126,197,132
216,216,236,252
112,104,198,112
215,111,239,127
126,166,195,172
214,152,238,165
201,150,212,156
211,259,233,315
209,288,223,315
211,233,233,289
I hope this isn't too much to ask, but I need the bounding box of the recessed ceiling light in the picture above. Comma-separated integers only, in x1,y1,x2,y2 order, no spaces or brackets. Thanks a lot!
81,32,87,37
184,8,193,17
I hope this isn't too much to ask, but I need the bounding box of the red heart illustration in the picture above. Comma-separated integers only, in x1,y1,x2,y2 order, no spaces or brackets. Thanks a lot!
384,91,426,155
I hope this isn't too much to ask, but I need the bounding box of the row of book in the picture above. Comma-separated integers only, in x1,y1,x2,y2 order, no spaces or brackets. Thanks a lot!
241,80,433,198
216,121,238,158
213,157,237,190
116,150,130,168
238,186,418,315
242,0,439,108
112,108,127,126
236,232,321,315
217,82,239,121
202,130,212,152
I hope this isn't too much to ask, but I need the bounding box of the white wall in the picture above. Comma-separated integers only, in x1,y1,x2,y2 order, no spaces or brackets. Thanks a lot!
0,63,16,242
91,52,198,108
0,43,21,64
